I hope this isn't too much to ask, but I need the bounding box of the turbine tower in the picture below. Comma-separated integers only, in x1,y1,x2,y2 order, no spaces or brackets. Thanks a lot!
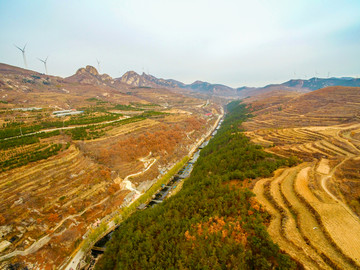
37,56,48,75
14,43,28,68
96,59,101,73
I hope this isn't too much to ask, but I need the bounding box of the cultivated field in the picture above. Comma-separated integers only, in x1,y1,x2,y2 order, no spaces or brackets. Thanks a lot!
244,87,360,269
249,122,360,269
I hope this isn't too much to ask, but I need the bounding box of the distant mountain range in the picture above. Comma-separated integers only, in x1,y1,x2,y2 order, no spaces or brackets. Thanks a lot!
2,62,360,98
117,71,235,95
117,70,360,97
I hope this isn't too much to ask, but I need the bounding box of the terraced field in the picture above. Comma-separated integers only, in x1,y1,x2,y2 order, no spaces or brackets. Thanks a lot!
0,105,221,269
250,123,360,269
0,144,123,265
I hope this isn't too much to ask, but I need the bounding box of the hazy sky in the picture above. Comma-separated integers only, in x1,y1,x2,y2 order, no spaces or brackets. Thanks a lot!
0,0,359,87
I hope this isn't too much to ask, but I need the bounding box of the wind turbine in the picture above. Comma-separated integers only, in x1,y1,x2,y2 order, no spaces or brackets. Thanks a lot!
96,59,101,73
37,56,48,75
14,43,28,68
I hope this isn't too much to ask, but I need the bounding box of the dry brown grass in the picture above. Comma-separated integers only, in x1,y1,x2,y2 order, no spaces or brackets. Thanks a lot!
248,89,360,268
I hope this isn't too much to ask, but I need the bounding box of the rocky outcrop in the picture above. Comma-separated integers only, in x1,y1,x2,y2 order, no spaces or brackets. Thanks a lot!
118,71,142,86
65,66,112,85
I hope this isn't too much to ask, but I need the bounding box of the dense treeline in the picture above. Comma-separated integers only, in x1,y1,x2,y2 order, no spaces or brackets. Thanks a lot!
40,113,119,128
140,110,168,118
66,116,146,140
0,136,39,150
113,104,143,111
0,143,63,171
96,101,298,269
0,114,119,139
0,109,165,140
0,125,42,139
0,130,60,150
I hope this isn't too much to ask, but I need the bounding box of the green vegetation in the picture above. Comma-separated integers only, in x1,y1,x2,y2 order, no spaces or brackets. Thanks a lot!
0,136,39,150
121,156,189,219
96,101,297,269
22,78,35,84
140,110,168,118
65,115,146,140
82,222,108,251
0,125,41,139
131,102,160,108
0,143,63,172
0,130,60,150
86,97,101,102
81,106,108,113
37,130,60,138
65,111,168,140
113,102,160,111
67,126,106,140
113,104,143,111
0,113,119,139
40,113,120,128
86,97,108,105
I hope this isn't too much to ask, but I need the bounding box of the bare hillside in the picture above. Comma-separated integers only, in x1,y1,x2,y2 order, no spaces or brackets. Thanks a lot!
245,86,360,269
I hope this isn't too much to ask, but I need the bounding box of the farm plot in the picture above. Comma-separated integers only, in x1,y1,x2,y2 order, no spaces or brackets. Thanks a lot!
252,124,360,269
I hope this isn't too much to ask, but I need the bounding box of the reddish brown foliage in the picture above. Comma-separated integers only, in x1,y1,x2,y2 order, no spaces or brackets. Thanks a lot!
100,169,111,180
48,213,60,223
183,116,205,131
68,207,76,215
108,183,120,194
185,216,247,246
99,125,184,164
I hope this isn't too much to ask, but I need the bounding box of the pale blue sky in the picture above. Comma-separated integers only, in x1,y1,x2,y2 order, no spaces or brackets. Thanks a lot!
0,0,359,87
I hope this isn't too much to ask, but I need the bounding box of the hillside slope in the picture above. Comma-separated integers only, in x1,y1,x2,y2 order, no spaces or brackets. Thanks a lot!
244,86,360,269
244,86,360,130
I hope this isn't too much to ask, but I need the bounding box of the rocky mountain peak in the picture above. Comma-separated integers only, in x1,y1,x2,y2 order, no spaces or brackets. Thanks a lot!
75,66,99,76
75,67,86,75
85,65,99,76
100,74,112,81
118,71,142,86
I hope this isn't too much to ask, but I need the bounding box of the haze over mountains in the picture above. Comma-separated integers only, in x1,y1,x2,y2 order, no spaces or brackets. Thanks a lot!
116,69,360,97
1,62,360,102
